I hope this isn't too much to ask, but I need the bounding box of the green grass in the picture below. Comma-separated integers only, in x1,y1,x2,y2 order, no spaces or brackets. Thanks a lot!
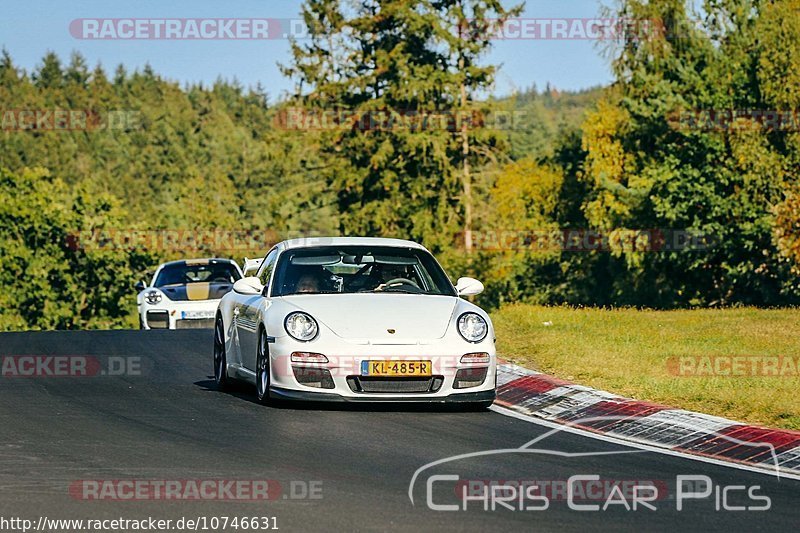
491,305,800,430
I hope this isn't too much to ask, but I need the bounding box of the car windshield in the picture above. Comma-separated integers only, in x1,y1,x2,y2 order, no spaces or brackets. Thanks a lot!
272,246,456,297
154,262,241,287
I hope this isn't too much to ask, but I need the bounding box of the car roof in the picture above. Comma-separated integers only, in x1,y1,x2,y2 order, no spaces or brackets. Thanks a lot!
279,237,428,251
158,258,238,268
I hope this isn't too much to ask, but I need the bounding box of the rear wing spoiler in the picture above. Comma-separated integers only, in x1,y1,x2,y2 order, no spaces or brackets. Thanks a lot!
242,257,264,277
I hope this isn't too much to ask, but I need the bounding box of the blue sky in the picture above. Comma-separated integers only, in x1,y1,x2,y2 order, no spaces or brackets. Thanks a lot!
2,0,614,99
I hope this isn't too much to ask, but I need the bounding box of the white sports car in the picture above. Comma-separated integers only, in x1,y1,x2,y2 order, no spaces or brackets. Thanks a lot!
136,258,243,330
213,237,496,407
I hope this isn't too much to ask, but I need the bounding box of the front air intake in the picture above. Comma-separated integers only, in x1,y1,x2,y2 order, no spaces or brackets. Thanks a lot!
346,376,444,394
454,367,488,389
293,367,335,389
146,310,169,329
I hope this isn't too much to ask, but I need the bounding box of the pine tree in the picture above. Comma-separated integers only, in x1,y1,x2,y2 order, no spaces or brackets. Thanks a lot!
33,51,64,89
65,51,90,87
282,0,521,253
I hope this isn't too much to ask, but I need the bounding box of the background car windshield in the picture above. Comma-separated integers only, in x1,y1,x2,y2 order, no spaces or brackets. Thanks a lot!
273,246,456,297
154,263,241,287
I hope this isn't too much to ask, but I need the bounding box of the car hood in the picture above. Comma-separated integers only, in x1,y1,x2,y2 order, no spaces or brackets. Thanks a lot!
159,282,233,302
281,294,458,342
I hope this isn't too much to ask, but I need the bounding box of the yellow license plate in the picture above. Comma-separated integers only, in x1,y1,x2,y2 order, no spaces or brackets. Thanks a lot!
361,360,432,377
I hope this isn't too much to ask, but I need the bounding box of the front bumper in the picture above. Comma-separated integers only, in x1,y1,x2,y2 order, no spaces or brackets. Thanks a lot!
269,386,496,403
140,300,220,330
266,335,497,402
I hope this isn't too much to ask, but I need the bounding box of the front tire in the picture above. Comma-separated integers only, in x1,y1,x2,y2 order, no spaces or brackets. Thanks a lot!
256,329,271,405
213,316,229,390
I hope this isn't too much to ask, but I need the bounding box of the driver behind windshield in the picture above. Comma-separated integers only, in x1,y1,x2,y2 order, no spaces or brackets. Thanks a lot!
373,264,418,291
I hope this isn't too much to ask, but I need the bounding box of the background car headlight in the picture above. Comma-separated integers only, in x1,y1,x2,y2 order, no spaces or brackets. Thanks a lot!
145,290,162,305
457,312,488,343
285,312,319,341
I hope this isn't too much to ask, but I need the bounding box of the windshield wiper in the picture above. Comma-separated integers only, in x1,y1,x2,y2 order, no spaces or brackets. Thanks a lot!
378,288,422,294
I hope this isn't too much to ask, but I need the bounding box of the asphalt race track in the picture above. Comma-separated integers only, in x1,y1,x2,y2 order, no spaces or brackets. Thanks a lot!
0,330,797,532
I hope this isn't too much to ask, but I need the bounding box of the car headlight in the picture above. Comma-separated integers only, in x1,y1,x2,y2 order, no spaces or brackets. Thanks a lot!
285,312,319,342
145,290,162,305
457,312,488,343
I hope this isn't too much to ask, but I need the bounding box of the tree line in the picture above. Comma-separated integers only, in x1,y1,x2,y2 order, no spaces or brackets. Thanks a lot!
1,0,799,330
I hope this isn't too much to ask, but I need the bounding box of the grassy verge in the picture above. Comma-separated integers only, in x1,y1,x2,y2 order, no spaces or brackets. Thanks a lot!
491,305,800,430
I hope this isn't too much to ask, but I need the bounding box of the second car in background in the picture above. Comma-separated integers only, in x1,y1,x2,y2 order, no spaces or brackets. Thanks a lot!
136,258,243,330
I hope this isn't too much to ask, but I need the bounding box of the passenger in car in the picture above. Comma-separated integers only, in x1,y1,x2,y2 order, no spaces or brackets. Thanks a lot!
295,274,321,293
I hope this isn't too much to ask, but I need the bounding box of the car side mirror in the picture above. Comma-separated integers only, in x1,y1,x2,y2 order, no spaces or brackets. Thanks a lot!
134,280,146,292
455,277,484,296
242,257,264,277
233,276,264,296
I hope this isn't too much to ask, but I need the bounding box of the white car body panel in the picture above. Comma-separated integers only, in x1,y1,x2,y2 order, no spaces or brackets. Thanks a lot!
279,293,456,340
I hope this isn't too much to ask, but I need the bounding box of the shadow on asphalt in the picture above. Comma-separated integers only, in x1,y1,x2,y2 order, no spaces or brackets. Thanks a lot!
193,378,493,413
